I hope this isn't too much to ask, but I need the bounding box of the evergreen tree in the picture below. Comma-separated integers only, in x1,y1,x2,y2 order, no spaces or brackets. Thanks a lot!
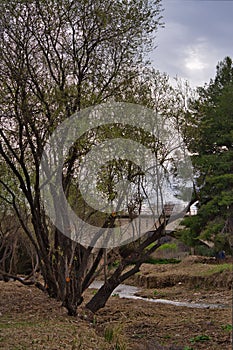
180,57,233,254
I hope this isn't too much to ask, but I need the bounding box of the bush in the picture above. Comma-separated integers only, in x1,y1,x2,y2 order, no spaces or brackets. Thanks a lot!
144,257,181,265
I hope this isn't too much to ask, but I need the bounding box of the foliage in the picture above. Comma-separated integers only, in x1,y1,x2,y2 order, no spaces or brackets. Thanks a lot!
179,57,233,253
194,245,215,257
0,0,168,316
144,257,181,264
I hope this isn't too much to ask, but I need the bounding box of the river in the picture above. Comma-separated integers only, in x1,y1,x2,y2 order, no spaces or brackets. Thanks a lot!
89,281,230,309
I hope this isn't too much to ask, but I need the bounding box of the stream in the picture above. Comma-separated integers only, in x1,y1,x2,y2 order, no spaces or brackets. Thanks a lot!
89,281,230,309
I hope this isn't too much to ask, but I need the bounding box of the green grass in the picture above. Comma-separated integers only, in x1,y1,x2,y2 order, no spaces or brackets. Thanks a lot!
201,263,232,276
104,324,127,350
221,324,233,332
104,327,114,343
190,334,211,343
157,243,178,251
144,257,181,265
0,320,40,329
162,334,171,339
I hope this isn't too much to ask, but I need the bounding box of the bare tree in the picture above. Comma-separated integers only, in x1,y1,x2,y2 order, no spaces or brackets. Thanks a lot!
0,206,39,281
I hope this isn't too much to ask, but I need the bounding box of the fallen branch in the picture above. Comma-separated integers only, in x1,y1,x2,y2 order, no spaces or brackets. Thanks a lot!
0,270,46,292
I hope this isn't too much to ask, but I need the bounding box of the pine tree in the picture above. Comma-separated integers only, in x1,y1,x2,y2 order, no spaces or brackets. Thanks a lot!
180,57,233,254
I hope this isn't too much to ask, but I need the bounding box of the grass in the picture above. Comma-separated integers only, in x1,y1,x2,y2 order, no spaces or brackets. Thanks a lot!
104,327,114,342
190,334,211,343
0,320,41,329
200,263,232,276
112,293,119,297
0,315,110,350
157,243,178,251
104,324,127,350
162,334,171,339
221,324,233,332
0,270,232,350
144,257,181,265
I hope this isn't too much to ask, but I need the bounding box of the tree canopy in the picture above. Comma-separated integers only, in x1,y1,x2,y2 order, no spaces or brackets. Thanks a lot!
0,0,169,315
180,57,233,254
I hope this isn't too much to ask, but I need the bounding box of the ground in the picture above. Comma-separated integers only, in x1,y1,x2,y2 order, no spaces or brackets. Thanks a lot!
0,258,232,350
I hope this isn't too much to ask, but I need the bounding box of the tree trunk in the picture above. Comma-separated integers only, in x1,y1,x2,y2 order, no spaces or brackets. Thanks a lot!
85,277,120,313
85,262,141,313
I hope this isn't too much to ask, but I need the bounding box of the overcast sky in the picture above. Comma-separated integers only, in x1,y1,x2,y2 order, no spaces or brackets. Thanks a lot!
151,0,233,87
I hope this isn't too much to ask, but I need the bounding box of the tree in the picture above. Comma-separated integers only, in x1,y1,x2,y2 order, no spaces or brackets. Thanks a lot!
179,57,233,254
0,0,192,316
0,0,169,316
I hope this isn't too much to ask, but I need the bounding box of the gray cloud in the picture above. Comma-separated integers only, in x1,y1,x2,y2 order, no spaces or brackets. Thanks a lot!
151,0,233,87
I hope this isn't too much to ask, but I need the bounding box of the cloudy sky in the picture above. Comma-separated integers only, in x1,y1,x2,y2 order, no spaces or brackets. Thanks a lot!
151,0,233,87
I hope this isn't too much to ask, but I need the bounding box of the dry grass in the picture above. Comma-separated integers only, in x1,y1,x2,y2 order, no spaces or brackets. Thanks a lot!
0,260,232,350
127,260,233,289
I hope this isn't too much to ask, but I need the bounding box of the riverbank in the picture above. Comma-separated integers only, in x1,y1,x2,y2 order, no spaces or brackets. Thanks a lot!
126,256,233,289
0,259,232,349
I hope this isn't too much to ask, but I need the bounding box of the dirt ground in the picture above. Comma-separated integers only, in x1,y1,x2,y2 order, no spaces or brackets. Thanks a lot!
0,260,232,350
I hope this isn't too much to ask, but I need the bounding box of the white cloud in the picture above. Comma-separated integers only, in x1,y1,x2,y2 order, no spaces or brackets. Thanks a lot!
184,41,208,71
181,38,219,86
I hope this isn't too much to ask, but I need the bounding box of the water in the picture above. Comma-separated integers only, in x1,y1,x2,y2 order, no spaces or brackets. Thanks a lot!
89,281,230,309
